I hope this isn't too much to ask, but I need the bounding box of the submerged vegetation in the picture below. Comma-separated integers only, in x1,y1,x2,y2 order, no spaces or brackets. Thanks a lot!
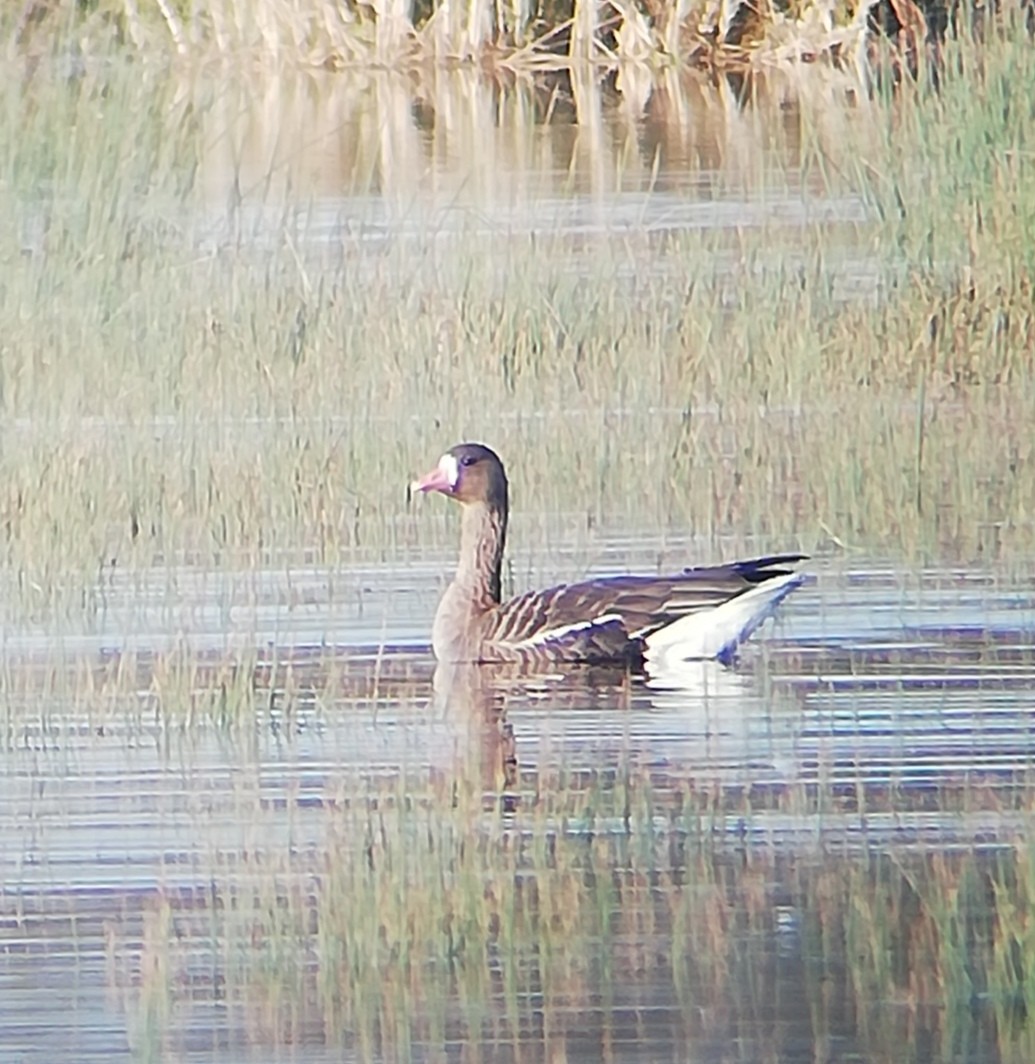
7,627,1035,1059
104,752,1035,1060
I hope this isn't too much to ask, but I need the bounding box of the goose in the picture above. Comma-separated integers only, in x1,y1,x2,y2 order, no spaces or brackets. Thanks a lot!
412,442,805,668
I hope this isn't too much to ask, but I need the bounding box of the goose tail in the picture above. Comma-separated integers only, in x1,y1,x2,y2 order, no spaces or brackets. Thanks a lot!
644,571,804,672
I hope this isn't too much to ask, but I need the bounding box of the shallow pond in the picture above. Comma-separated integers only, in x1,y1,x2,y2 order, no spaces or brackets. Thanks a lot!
3,544,1034,1062
3,48,1035,1063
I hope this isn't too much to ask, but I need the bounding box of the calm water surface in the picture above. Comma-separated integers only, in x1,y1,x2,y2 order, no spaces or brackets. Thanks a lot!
2,542,1034,1062
164,64,880,285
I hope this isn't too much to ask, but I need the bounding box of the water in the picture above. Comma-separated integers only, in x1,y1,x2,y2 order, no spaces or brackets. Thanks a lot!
166,64,878,274
3,55,1034,1064
2,547,1034,1062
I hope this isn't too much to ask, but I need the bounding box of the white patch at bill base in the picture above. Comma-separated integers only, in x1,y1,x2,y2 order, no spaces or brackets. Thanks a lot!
439,453,460,488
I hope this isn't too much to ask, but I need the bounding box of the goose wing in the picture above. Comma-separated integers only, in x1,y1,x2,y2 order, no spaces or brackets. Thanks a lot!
482,554,806,663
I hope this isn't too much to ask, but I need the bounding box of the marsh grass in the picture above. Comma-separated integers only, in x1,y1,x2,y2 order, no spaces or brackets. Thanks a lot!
6,633,1035,1059
3,52,1035,622
4,0,929,72
106,759,1035,1059
3,28,1035,1063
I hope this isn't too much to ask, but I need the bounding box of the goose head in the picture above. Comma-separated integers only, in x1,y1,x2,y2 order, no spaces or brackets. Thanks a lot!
411,442,509,513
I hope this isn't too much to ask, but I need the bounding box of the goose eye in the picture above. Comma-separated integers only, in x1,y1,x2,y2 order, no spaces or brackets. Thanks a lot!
459,454,476,467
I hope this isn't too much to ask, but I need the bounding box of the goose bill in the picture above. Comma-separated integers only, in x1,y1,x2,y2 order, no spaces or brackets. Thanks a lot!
412,453,460,496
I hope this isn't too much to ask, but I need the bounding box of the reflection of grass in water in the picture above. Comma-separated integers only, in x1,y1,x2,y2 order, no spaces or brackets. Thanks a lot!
0,35,1034,626
110,765,1035,1059
7,647,1034,1057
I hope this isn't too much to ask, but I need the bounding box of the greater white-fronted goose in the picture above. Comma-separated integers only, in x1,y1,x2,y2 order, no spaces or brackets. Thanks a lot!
412,442,806,668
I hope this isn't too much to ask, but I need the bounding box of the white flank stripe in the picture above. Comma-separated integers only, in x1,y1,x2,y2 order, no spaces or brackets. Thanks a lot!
513,613,622,650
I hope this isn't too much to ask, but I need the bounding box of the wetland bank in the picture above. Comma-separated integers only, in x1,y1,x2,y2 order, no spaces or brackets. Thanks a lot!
2,6,1035,1061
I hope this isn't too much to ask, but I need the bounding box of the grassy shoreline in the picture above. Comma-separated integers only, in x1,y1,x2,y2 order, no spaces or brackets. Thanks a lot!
3,0,952,72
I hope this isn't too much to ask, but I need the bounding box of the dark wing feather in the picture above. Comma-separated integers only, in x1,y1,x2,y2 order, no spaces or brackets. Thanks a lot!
482,553,807,663
683,553,808,583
